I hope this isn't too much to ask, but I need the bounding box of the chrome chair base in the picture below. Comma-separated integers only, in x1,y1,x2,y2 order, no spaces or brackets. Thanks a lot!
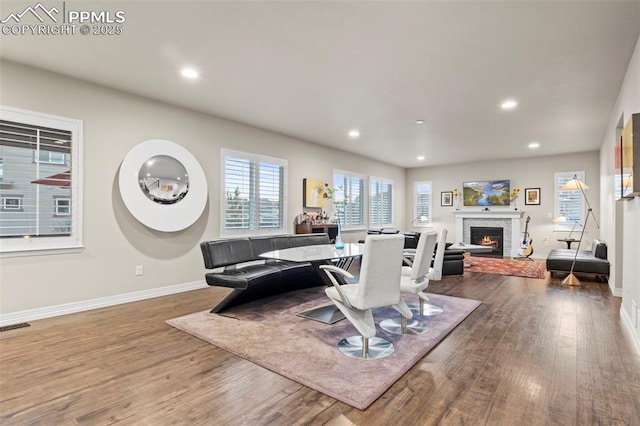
408,302,444,316
337,336,394,359
379,317,429,335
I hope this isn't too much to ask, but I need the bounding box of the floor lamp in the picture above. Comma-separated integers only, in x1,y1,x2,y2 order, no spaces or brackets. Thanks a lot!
559,175,600,286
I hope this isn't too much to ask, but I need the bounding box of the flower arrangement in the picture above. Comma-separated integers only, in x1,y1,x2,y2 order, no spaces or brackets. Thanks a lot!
510,188,521,201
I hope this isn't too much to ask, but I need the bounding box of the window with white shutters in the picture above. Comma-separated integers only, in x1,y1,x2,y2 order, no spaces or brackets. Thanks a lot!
369,177,393,227
221,149,286,236
0,106,82,254
414,181,432,226
554,171,585,232
333,170,366,229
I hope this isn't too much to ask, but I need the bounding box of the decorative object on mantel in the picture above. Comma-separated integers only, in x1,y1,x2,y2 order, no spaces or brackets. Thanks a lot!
510,187,521,210
524,187,541,205
303,178,326,208
441,191,453,206
558,175,600,286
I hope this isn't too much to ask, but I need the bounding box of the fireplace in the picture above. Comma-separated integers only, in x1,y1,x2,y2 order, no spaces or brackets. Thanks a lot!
470,226,504,257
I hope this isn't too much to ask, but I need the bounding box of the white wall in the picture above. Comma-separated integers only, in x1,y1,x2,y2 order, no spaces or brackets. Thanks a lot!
0,60,405,316
405,151,601,259
599,35,640,350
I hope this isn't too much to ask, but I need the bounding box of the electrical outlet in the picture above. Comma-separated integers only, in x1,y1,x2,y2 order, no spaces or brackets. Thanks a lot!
135,265,143,276
543,236,549,247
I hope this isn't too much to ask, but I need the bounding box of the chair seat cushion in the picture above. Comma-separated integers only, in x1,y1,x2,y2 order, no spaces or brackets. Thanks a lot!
205,264,281,289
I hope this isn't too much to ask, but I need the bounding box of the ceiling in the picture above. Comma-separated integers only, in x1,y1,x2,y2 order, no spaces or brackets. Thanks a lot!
1,1,639,168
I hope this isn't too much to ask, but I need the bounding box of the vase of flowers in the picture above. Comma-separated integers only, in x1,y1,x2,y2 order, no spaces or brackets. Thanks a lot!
511,188,521,210
324,183,346,248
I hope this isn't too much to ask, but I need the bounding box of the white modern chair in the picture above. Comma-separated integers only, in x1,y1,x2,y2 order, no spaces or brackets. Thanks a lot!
320,234,411,360
412,228,449,316
380,230,438,335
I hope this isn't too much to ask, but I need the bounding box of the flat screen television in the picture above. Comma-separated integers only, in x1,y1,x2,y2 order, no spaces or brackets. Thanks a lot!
463,180,510,206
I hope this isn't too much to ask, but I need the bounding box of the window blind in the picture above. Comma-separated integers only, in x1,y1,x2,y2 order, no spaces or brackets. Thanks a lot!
333,171,365,228
222,150,286,235
414,181,432,225
554,171,585,231
369,178,393,226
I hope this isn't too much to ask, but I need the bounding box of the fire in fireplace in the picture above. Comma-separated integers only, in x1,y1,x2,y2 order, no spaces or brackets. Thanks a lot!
470,226,504,257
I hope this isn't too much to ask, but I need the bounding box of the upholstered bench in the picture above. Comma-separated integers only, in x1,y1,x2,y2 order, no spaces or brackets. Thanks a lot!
200,234,330,312
546,239,610,282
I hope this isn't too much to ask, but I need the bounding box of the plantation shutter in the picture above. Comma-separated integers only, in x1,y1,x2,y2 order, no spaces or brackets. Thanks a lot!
333,171,366,228
369,178,393,226
554,171,585,230
414,181,432,225
222,149,286,235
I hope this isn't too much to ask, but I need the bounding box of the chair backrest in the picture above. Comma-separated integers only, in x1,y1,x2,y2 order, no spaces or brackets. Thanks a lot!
410,230,438,282
429,228,448,281
356,234,405,309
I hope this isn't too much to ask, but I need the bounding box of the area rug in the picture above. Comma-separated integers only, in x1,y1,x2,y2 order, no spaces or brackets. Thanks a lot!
166,287,480,410
466,256,546,279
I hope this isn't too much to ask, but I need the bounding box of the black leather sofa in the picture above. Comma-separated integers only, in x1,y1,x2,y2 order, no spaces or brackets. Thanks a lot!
200,233,330,313
546,239,610,281
402,231,464,276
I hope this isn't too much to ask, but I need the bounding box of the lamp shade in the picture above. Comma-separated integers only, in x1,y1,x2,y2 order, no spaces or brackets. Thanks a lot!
553,216,567,223
560,177,589,191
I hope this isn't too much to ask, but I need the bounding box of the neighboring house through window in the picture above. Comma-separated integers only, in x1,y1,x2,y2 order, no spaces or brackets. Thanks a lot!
0,106,82,254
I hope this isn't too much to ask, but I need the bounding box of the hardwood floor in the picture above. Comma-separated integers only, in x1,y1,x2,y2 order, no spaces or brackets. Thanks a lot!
1,271,639,425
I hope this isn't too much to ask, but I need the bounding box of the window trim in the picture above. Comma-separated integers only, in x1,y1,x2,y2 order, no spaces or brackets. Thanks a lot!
220,148,288,238
1,195,23,211
369,176,394,228
413,181,433,227
53,196,71,217
0,105,83,255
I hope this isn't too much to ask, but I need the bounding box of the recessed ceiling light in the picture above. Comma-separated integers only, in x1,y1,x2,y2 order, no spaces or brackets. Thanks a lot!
417,155,425,161
416,119,425,124
348,130,360,138
501,100,518,110
180,67,199,79
528,141,540,149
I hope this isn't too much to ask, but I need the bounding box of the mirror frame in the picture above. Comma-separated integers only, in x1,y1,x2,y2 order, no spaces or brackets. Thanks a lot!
119,139,207,232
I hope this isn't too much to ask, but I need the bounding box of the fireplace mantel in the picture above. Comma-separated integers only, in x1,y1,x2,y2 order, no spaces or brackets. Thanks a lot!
453,210,524,220
453,210,525,257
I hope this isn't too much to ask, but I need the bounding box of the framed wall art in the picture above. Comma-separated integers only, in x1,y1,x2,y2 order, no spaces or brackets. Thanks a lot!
303,178,326,208
441,191,453,206
524,187,541,205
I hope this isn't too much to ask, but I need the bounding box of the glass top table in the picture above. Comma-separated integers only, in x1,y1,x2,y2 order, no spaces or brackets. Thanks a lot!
260,243,364,324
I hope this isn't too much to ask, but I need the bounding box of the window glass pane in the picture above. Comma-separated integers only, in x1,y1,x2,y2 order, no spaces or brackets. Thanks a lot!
0,113,81,251
369,178,393,226
222,149,286,235
414,181,432,225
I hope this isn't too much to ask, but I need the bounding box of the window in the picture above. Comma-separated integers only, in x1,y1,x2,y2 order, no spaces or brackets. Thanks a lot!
369,177,393,227
221,149,287,236
2,195,23,211
54,197,70,216
0,106,82,254
333,170,366,229
554,171,585,232
414,181,432,226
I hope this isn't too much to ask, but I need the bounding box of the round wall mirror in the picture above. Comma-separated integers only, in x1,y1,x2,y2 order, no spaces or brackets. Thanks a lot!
119,139,207,232
138,155,189,204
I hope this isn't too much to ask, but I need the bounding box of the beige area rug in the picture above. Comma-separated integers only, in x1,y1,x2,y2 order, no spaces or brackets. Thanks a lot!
166,287,481,410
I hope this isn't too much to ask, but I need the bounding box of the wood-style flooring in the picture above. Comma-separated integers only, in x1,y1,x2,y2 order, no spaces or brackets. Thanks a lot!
1,271,639,425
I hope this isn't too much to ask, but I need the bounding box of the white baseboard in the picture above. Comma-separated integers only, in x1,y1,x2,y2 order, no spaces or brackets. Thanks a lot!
0,280,208,327
620,305,640,356
611,285,623,297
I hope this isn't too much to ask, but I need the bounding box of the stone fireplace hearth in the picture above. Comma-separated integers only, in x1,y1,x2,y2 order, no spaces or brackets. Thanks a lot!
453,210,524,257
